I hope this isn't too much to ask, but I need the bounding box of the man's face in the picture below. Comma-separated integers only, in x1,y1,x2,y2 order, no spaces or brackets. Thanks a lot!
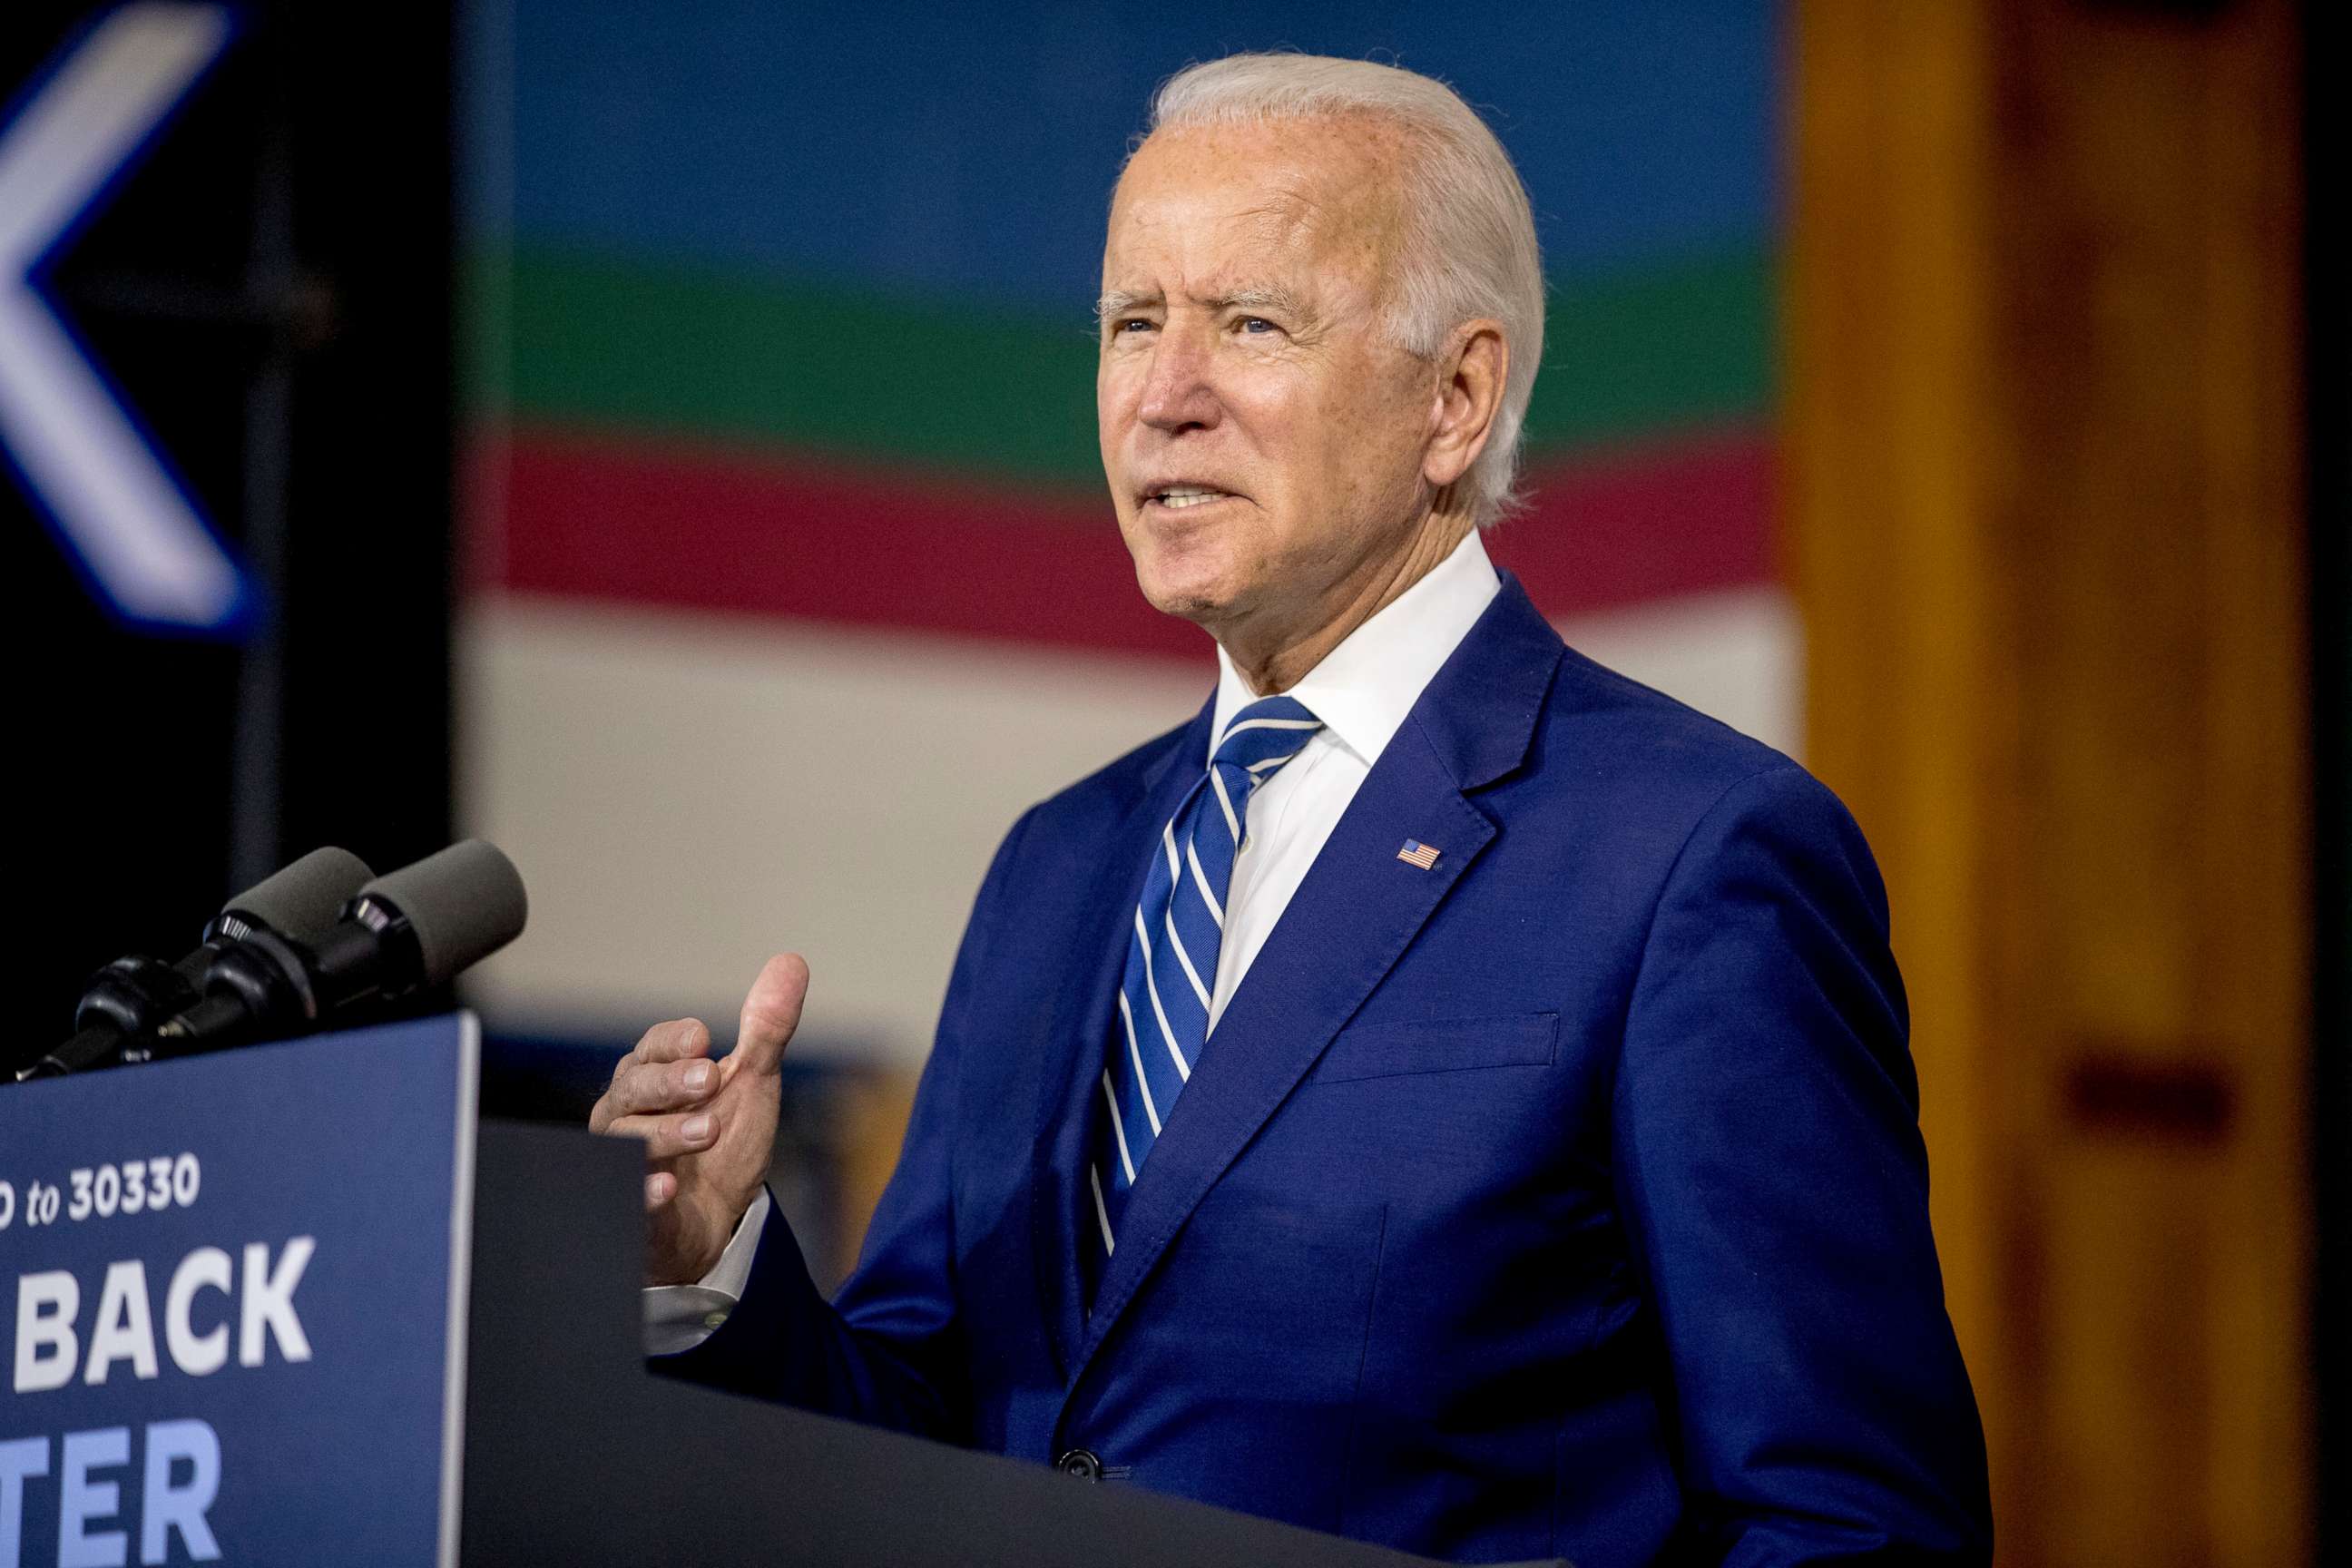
1097,119,1443,642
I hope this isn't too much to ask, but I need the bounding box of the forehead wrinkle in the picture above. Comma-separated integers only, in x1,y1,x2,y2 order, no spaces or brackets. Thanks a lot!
1200,191,1375,321
1103,126,1410,328
1229,182,1339,254
1236,171,1406,313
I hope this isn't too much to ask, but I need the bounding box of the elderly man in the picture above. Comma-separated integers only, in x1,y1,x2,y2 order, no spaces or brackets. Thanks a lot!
591,54,1992,1567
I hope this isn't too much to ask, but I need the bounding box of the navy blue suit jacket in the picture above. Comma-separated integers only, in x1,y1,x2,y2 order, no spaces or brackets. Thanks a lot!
668,576,1992,1565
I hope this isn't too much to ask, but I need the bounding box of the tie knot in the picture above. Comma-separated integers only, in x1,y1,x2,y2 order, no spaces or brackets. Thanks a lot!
1212,695,1321,788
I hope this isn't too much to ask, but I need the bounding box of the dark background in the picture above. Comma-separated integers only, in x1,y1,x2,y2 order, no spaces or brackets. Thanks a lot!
4,2,454,1043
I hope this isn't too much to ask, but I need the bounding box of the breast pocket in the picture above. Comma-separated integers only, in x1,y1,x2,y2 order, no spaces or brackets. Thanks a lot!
1309,1012,1559,1085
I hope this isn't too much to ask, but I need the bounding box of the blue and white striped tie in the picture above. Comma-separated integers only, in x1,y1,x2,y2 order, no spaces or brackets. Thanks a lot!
1088,694,1322,1265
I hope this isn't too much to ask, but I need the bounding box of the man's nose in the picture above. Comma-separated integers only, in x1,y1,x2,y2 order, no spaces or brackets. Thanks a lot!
1135,324,1220,433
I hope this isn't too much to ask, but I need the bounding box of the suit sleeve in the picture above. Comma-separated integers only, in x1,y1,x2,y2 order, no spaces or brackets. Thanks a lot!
1612,764,1994,1566
652,807,1036,1442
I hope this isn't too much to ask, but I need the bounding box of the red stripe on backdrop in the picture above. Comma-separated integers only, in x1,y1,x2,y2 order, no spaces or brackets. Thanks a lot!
480,426,1774,657
1495,431,1775,615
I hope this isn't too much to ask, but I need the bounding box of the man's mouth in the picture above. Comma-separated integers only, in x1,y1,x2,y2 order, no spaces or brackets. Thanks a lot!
1145,485,1239,511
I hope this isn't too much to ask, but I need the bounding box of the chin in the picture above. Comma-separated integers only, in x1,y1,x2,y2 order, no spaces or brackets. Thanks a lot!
1136,573,1231,625
1119,500,1271,627
1132,553,1248,627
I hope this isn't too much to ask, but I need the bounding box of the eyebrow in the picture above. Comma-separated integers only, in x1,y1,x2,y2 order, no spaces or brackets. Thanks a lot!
1094,289,1154,325
1210,285,1308,319
1093,284,1312,326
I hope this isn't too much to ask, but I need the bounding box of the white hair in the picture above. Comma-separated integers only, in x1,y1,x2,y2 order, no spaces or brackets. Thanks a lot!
1147,54,1545,527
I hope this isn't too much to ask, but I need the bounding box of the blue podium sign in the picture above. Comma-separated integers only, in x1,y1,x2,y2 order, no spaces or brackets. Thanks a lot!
1,1014,478,1568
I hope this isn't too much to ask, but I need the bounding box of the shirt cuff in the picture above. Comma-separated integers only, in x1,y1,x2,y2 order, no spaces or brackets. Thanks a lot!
641,1187,772,1357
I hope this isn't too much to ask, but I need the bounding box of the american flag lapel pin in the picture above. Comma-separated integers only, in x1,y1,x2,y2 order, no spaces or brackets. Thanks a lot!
1396,838,1441,870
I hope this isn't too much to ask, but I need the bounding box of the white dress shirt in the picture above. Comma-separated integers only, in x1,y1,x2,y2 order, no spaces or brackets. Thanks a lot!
1202,529,1501,1029
644,530,1503,1353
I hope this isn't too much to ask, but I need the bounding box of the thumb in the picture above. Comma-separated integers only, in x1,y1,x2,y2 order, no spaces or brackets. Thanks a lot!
727,952,808,1080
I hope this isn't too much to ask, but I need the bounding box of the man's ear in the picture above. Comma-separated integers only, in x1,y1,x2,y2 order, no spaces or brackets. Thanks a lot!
1424,321,1508,491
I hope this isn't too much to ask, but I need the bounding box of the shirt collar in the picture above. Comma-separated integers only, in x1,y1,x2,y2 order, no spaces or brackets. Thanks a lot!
1210,529,1503,768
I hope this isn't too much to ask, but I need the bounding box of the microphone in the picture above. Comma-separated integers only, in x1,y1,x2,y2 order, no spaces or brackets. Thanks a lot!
141,838,527,1058
18,847,377,1081
206,846,376,945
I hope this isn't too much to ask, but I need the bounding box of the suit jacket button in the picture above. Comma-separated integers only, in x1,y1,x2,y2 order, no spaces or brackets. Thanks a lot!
1055,1448,1103,1481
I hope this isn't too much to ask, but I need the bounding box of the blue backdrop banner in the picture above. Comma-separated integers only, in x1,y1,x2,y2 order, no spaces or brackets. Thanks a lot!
0,1014,479,1568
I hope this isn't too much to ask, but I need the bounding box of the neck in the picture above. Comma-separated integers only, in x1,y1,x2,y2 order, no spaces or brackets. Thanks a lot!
1220,508,1475,695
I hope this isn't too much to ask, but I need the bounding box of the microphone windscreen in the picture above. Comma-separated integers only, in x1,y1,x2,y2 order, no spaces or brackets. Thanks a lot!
220,846,377,937
360,838,528,985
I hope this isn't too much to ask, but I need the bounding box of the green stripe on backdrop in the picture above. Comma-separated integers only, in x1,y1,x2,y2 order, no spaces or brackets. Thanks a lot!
1524,248,1775,454
489,242,1770,485
497,248,1103,484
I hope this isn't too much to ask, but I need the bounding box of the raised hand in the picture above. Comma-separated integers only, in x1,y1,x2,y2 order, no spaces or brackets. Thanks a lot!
588,953,809,1285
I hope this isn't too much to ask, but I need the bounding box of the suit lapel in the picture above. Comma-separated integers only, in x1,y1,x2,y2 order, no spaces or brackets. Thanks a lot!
1023,694,1216,1376
1060,575,1565,1390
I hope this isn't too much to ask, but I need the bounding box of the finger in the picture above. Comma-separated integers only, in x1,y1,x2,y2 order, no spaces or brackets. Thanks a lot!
633,1018,712,1067
601,1056,721,1122
645,1170,677,1211
603,1109,720,1161
592,1021,715,1134
730,954,809,1078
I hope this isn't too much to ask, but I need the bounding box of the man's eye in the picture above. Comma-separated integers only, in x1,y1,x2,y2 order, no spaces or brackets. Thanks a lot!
1237,316,1278,335
1116,318,1154,334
